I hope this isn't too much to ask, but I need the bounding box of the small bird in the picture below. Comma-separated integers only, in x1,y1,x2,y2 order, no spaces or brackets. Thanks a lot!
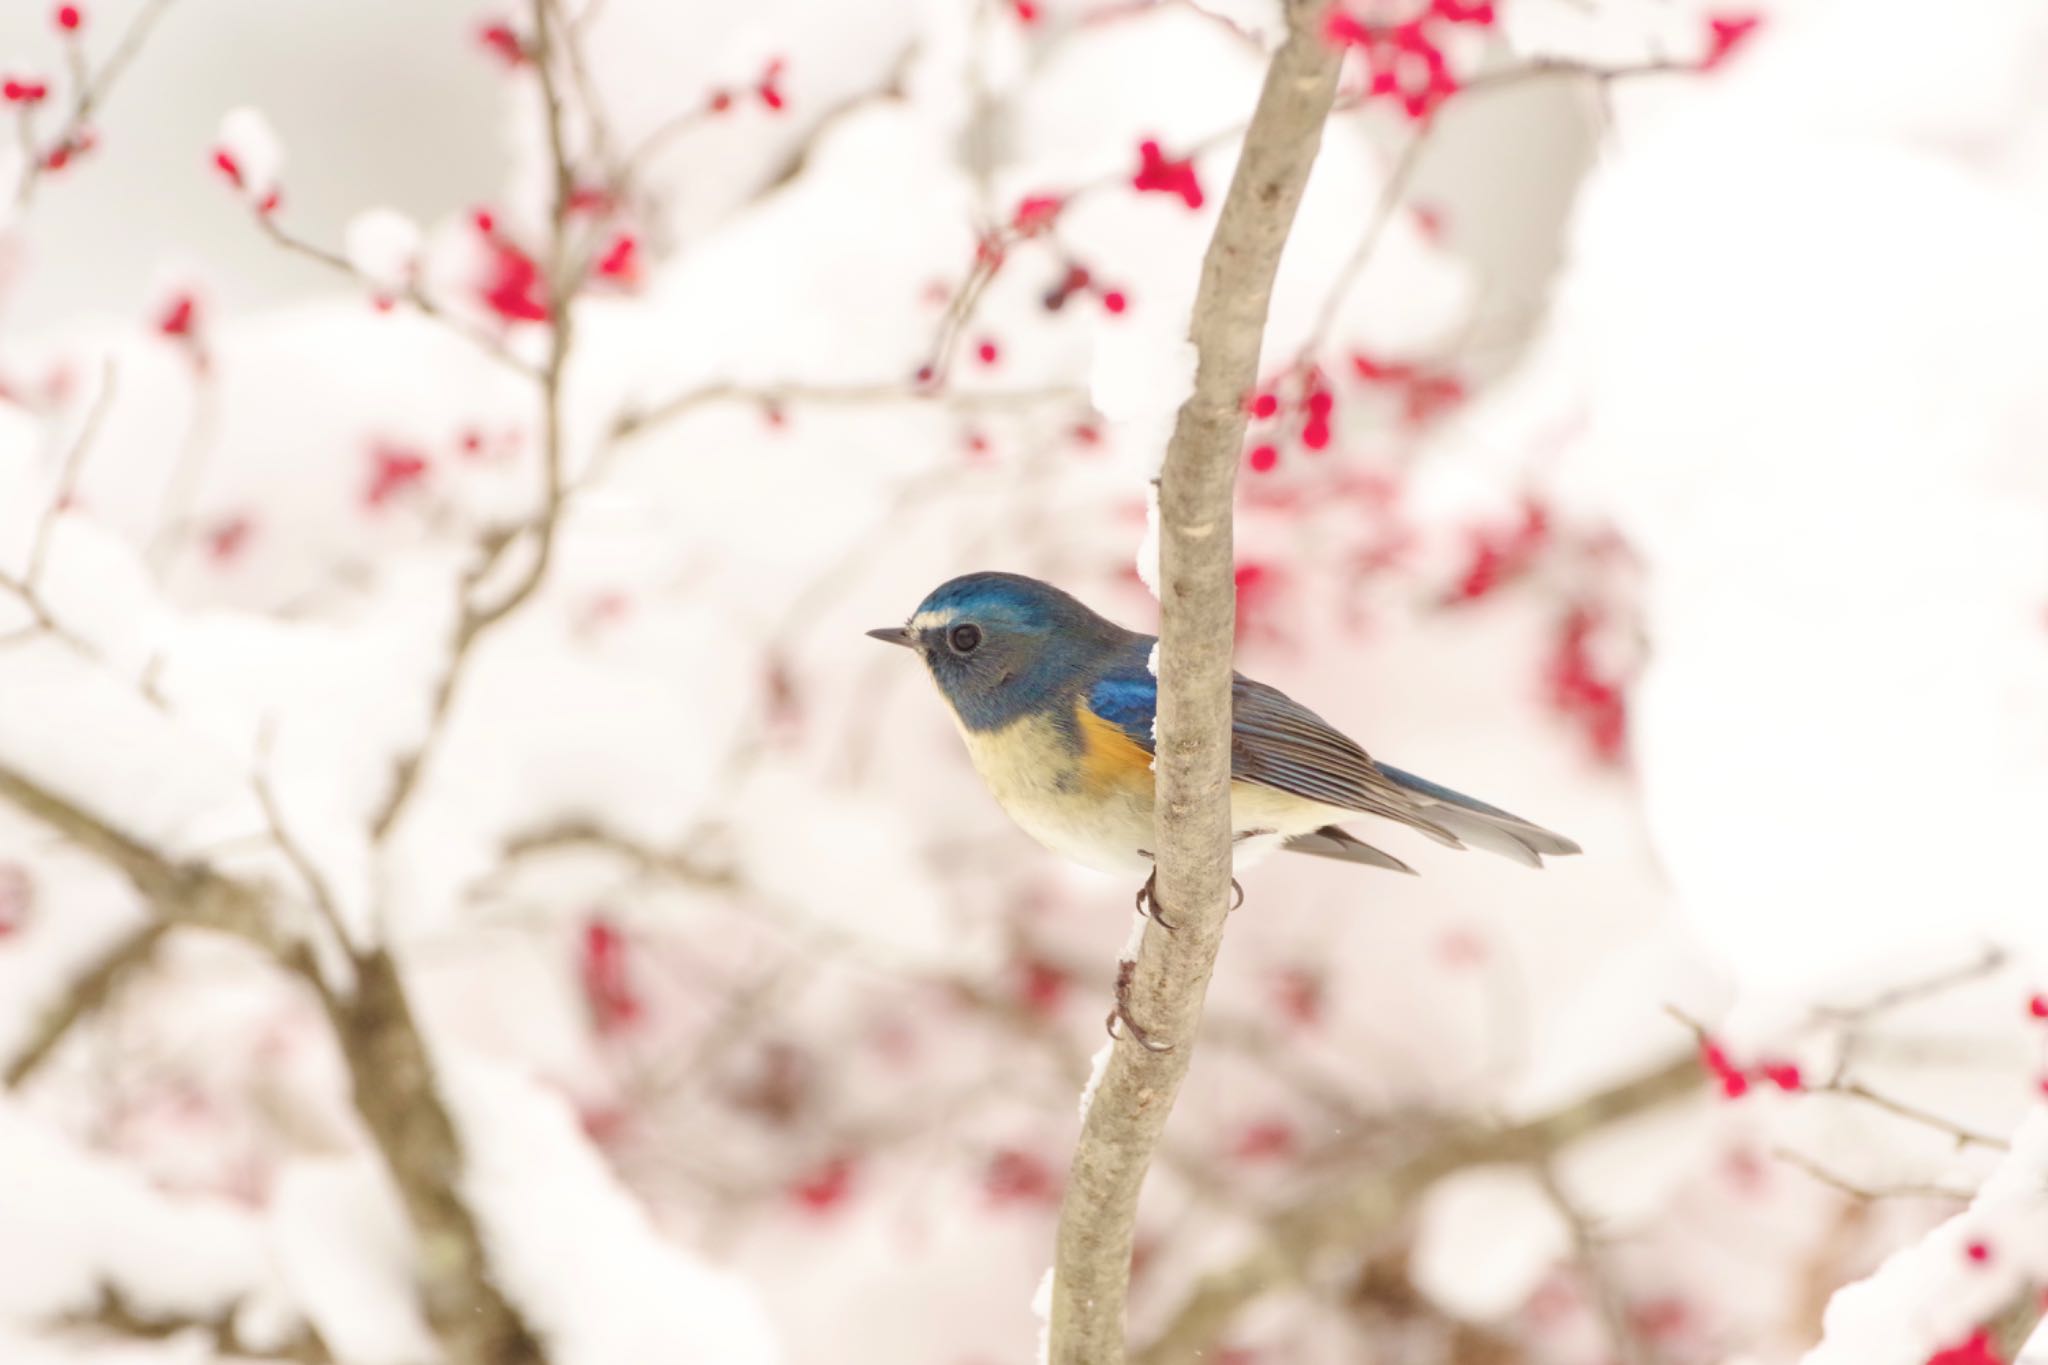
869,572,1580,887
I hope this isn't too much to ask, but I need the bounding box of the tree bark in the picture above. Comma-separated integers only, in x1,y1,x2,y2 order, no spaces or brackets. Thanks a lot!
1047,6,1342,1362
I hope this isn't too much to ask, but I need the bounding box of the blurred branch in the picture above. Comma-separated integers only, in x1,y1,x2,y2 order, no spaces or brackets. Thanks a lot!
543,0,625,197
0,761,543,1364
366,0,586,844
253,729,356,953
1136,1052,1705,1365
605,378,1087,451
1771,1146,1974,1204
14,0,185,210
1811,1078,2010,1153
1048,4,1342,1362
252,215,539,378
55,1281,330,1363
1815,944,2008,1025
1297,125,1429,367
25,358,117,586
1534,1159,1649,1365
4,919,170,1089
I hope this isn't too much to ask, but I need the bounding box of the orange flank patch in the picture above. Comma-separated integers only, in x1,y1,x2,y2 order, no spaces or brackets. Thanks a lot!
1075,700,1154,795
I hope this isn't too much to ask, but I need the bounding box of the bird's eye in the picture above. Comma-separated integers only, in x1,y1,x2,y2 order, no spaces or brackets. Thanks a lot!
948,623,983,654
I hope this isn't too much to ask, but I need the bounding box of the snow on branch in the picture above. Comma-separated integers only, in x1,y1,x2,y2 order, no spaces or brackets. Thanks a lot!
0,761,541,1364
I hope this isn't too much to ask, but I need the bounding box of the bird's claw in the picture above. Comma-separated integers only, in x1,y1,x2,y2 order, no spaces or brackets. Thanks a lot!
1104,957,1173,1053
1135,869,1179,932
1135,871,1243,927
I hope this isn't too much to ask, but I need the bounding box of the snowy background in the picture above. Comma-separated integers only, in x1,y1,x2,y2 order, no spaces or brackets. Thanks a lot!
2,0,2047,1362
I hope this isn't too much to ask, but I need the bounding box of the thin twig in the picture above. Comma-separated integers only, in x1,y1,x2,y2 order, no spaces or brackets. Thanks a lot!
15,0,185,209
1534,1159,1650,1365
253,214,538,378
1047,4,1342,1361
1297,126,1430,365
1815,945,2009,1024
4,919,171,1088
603,377,1085,466
252,724,356,955
1771,1146,1974,1204
365,0,584,842
1815,1079,2011,1153
25,358,118,588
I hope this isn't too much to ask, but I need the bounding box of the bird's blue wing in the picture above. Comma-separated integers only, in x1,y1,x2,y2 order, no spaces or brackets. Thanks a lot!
1085,664,1160,747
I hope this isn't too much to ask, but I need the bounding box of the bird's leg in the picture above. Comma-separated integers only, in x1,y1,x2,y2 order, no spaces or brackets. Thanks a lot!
1134,867,1179,932
1104,956,1173,1053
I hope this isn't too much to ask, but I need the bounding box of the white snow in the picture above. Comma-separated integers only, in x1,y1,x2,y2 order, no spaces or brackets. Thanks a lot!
342,209,422,293
215,107,284,198
1134,483,1161,599
443,1054,780,1365
1077,1040,1114,1122
0,1096,296,1333
1802,1108,2048,1364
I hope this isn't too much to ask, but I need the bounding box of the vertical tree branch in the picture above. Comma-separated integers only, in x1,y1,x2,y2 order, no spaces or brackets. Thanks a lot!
1047,6,1341,1363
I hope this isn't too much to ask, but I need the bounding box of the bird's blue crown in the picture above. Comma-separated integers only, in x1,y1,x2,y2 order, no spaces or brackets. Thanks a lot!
900,572,1143,733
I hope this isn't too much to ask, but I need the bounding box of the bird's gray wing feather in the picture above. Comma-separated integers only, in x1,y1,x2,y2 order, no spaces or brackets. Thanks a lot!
1232,678,1581,868
1282,825,1418,874
1229,678,1461,846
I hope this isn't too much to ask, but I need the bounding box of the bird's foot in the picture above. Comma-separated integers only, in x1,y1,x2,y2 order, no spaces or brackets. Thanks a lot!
1134,868,1178,932
1104,957,1173,1053
1134,871,1244,928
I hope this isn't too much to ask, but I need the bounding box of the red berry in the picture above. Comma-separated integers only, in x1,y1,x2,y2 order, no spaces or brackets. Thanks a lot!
55,4,82,31
1101,290,1127,314
1250,393,1278,419
1247,444,1279,474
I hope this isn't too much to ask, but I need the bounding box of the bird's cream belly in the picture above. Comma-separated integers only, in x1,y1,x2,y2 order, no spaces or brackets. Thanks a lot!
957,715,1339,876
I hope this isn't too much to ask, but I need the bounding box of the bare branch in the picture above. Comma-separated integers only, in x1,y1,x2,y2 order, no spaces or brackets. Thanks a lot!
1136,1053,1705,1365
607,378,1086,448
252,214,538,379
26,357,118,588
1297,125,1430,365
1047,4,1342,1361
4,919,170,1089
1813,1078,2011,1153
365,0,585,844
15,0,185,209
54,1281,330,1363
1534,1159,1649,1365
1771,1146,1974,1204
1815,944,2009,1024
253,726,356,953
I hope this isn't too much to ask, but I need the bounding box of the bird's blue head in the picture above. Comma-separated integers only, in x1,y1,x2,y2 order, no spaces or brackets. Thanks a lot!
868,572,1136,732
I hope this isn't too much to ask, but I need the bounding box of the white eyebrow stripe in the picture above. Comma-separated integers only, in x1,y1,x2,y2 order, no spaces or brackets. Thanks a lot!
909,610,953,631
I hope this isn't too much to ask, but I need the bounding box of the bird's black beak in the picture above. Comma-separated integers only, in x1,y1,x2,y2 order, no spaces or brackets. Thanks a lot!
866,626,915,649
